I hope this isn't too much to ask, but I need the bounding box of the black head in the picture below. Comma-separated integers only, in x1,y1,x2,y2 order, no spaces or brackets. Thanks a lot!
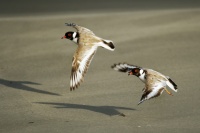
62,31,74,40
61,31,79,43
128,68,141,77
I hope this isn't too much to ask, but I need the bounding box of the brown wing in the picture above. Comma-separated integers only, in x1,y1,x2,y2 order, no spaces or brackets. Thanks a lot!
66,23,95,36
70,45,98,90
73,24,101,46
75,25,95,36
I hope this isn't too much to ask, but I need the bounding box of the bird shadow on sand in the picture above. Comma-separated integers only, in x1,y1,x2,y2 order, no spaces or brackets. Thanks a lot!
0,78,60,96
35,102,136,116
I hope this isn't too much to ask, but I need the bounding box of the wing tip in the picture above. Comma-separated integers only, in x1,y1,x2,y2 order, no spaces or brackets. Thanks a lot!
137,100,144,105
70,81,81,91
70,74,84,91
111,63,117,69
111,62,131,73
167,78,178,91
138,96,146,105
70,84,80,91
102,40,115,51
65,23,77,27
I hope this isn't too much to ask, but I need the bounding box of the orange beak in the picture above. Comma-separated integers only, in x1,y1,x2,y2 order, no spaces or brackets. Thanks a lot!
128,71,133,76
61,36,66,39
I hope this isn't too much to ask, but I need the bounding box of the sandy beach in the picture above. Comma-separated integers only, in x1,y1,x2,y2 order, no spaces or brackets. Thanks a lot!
0,1,200,133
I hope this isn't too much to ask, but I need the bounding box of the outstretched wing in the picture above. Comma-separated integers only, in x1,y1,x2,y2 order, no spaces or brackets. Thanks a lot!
70,45,98,91
65,23,95,36
111,63,141,73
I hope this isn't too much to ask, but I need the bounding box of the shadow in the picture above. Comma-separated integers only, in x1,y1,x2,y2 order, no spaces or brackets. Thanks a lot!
35,102,136,116
0,78,60,96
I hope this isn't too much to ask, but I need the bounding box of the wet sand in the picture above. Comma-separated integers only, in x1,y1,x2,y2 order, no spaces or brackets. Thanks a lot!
0,6,200,133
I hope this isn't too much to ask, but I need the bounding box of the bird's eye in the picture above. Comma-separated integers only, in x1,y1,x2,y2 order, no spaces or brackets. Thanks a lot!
68,33,72,36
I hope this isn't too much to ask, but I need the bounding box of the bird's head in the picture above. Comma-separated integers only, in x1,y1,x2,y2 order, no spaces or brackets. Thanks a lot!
61,31,79,43
128,68,142,77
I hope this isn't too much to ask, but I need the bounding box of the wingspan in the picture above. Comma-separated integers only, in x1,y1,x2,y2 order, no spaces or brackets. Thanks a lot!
70,45,98,90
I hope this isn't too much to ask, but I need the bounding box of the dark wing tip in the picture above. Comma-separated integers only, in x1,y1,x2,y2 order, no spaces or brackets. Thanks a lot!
111,63,131,73
70,71,85,91
70,86,78,91
65,23,77,26
111,63,117,69
102,40,115,50
111,63,121,70
168,78,178,90
109,42,115,49
70,87,74,91
137,101,143,105
70,82,81,91
138,98,145,105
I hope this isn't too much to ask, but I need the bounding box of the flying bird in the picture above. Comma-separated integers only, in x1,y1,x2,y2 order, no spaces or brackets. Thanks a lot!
62,23,115,90
111,63,178,105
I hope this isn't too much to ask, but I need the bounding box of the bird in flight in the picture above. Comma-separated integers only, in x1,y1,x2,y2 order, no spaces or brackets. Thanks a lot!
62,23,115,91
111,63,178,105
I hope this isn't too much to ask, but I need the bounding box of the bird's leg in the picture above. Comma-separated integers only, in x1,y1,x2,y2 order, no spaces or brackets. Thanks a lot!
164,88,173,96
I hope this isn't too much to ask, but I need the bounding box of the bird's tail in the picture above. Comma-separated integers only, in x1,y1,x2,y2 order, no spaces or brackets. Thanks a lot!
96,39,115,51
166,77,178,92
102,40,115,51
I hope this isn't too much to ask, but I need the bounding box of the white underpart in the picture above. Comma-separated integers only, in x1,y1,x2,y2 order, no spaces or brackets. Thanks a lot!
94,40,114,51
138,69,146,83
146,82,165,100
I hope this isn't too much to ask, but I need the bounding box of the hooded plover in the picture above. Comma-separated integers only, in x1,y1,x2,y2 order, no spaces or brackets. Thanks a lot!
62,23,115,90
111,63,178,105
